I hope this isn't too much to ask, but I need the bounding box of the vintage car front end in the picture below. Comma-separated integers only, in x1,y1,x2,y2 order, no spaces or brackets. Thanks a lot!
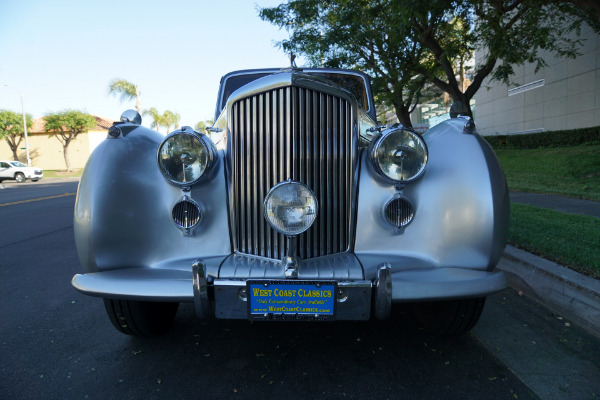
72,68,509,336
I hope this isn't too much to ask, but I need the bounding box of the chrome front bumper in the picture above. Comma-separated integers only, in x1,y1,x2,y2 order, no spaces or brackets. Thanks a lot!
71,253,507,321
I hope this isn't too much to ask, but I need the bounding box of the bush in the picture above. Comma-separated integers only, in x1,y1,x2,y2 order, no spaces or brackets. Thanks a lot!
484,126,600,149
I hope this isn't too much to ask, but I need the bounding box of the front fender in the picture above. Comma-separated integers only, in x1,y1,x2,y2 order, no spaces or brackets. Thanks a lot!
355,118,509,279
74,124,231,276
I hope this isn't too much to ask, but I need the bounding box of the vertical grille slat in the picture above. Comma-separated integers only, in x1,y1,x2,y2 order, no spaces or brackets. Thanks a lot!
231,85,355,260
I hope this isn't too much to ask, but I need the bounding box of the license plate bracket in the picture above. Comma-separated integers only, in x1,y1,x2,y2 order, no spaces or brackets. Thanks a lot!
247,280,336,321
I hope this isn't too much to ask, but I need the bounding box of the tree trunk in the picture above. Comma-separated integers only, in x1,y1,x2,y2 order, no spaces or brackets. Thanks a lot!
393,102,414,128
460,58,466,92
135,85,141,114
9,143,19,161
63,143,71,171
449,92,474,121
5,137,20,161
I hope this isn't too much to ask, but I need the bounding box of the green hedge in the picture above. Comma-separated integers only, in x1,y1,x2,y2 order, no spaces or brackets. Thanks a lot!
483,126,600,149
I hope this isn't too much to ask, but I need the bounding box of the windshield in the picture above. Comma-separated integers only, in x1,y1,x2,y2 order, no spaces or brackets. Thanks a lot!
219,71,370,115
10,161,27,167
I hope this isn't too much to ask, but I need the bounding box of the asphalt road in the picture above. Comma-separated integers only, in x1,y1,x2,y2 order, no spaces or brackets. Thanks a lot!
1,180,598,400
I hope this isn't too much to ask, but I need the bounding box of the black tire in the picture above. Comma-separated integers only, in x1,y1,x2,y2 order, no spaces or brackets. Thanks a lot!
15,173,25,183
412,297,486,336
103,299,179,336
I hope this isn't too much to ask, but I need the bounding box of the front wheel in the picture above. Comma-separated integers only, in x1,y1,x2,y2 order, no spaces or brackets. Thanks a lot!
15,173,25,183
412,297,486,336
103,299,179,336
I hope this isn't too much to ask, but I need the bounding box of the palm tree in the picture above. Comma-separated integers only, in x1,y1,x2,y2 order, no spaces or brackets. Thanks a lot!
194,120,214,132
108,79,141,114
142,107,164,132
163,110,180,133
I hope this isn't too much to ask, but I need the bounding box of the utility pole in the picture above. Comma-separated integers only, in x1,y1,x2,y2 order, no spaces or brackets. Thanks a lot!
3,84,31,166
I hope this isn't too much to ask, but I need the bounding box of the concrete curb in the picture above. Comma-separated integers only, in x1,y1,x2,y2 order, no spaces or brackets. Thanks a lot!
498,245,600,338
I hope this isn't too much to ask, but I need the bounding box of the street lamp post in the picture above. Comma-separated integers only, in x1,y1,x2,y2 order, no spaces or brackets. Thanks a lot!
3,84,31,166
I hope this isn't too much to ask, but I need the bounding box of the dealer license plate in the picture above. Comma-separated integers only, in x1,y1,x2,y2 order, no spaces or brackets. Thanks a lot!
247,280,336,321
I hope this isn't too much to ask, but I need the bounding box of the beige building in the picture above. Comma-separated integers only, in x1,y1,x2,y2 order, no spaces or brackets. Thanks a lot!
475,23,600,136
0,116,114,170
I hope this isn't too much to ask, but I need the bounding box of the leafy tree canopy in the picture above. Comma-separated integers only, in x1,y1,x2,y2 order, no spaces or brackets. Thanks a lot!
142,108,181,133
109,78,141,114
44,110,97,171
163,110,181,133
0,109,33,161
0,109,32,138
44,110,97,136
260,0,594,123
194,120,214,132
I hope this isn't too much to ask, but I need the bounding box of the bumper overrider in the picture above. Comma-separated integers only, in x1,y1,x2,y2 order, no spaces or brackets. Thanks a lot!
71,253,506,321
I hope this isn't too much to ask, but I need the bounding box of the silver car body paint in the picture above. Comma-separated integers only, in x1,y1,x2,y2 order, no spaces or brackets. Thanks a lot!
72,69,508,317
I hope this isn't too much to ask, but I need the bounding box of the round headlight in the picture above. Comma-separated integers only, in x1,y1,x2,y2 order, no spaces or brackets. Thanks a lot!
158,129,215,185
371,128,428,183
264,180,318,236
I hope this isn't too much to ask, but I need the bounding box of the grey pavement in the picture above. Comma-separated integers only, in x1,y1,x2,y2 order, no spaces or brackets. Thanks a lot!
0,176,80,190
510,191,600,218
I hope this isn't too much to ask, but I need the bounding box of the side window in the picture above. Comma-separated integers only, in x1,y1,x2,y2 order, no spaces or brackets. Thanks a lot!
0,162,9,168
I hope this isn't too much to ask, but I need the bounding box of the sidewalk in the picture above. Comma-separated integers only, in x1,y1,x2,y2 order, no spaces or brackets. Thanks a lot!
510,191,600,218
503,191,600,338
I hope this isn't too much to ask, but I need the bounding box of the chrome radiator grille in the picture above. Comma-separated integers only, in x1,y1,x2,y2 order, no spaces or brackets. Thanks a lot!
230,86,357,260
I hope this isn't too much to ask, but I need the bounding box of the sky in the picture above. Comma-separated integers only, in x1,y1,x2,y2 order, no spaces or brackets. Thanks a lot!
0,0,303,130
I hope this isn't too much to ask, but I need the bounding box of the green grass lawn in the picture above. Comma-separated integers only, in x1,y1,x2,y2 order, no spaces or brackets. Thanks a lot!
510,203,600,279
495,144,600,201
493,144,600,278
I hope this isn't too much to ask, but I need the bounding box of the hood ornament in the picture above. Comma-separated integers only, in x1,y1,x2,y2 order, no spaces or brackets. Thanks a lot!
289,52,297,68
281,52,302,73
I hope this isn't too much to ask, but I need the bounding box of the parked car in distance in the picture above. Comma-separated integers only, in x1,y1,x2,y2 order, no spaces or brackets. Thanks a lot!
72,65,510,337
0,160,43,183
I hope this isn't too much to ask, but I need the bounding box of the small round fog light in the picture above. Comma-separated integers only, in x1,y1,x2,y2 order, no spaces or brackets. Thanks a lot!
264,180,318,236
172,198,201,229
384,197,414,228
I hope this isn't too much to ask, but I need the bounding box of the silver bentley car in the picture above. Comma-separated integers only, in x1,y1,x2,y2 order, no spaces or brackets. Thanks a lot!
72,67,509,336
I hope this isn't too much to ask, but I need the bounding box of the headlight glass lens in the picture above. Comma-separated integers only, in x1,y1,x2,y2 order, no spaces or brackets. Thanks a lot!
158,132,210,185
264,181,318,236
373,129,428,182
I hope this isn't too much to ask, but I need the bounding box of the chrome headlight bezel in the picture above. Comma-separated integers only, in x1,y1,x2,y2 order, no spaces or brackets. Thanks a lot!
369,127,428,184
157,128,217,186
263,180,319,236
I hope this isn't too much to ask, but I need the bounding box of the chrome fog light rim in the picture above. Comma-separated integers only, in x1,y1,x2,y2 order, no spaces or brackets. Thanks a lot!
157,128,216,186
172,197,202,229
384,196,414,228
264,180,318,236
370,127,428,183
